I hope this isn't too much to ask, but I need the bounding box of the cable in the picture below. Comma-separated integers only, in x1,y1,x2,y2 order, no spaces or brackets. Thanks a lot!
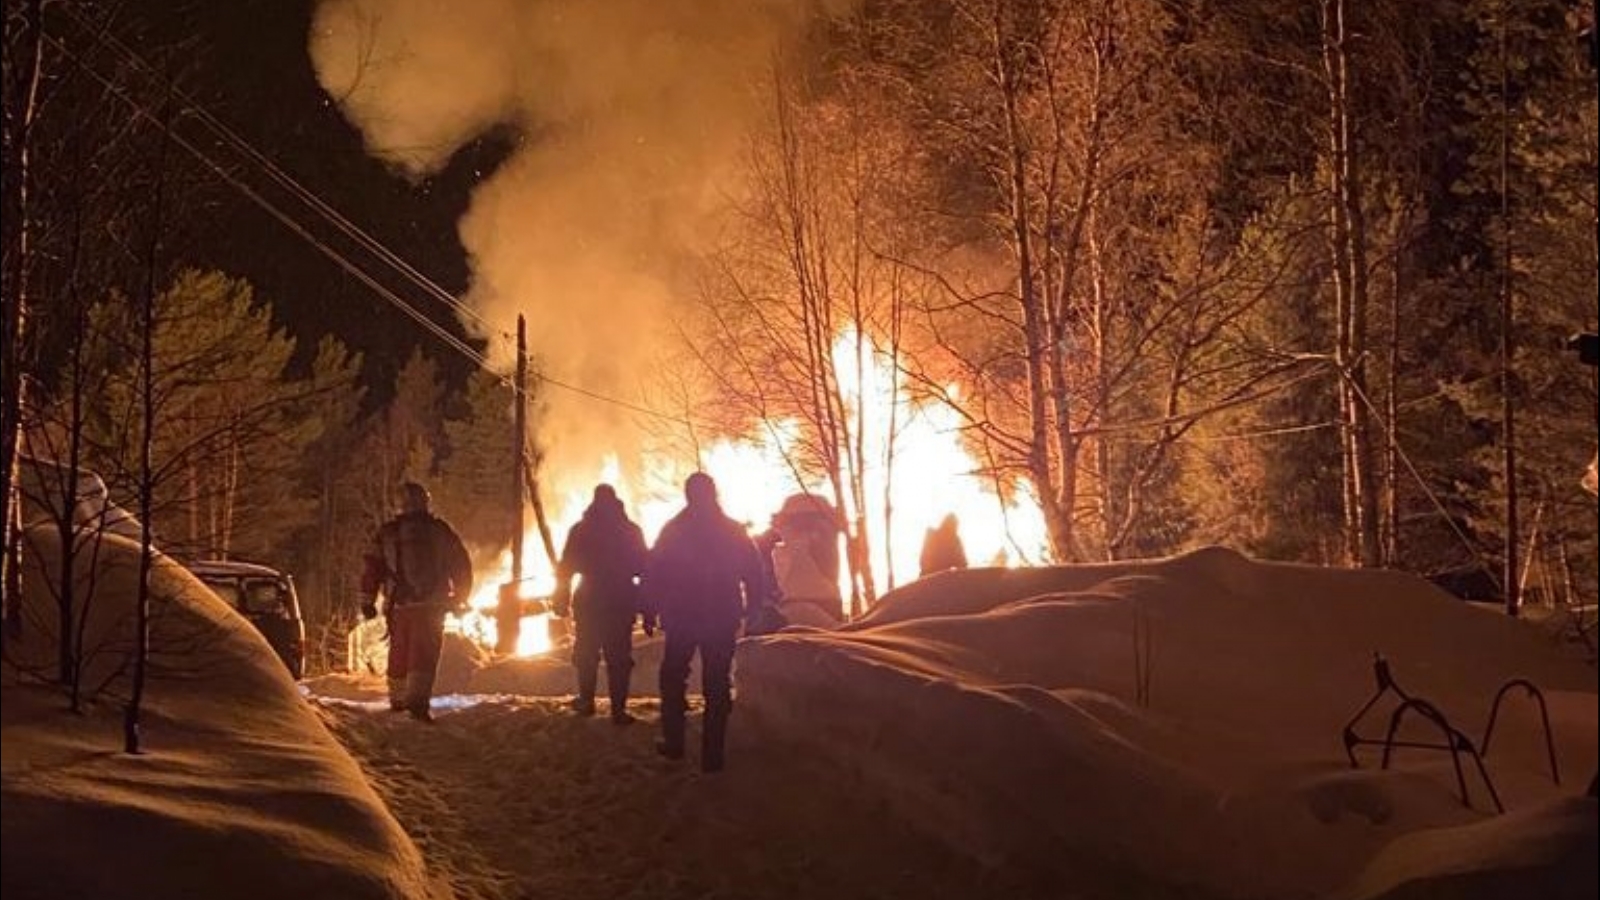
60,6,502,339
44,33,499,376
1340,368,1493,572
45,17,713,429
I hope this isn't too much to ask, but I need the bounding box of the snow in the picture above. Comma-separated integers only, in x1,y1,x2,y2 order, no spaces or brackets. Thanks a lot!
4,535,1595,900
2,531,433,900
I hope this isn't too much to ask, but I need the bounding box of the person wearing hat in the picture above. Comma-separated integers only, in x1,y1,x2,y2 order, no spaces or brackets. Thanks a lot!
551,483,651,723
643,471,769,772
359,481,474,722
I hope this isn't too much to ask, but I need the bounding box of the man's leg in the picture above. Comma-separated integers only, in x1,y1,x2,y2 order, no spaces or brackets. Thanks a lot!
385,609,411,711
570,617,600,715
601,612,636,723
657,632,696,758
404,607,446,721
699,631,737,772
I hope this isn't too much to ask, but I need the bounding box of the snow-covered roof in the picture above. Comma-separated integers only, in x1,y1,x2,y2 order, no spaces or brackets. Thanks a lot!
187,559,292,580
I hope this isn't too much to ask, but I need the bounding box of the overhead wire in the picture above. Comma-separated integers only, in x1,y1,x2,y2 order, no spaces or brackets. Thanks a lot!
42,32,498,380
60,5,501,340
1341,367,1495,574
48,10,709,429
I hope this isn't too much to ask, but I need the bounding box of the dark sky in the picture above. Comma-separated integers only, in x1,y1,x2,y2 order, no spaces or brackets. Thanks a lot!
136,0,512,395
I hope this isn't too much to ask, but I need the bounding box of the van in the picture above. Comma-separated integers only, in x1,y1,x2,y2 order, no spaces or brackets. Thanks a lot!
187,560,306,680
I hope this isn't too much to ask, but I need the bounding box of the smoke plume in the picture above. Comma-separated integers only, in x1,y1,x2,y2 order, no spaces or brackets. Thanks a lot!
308,0,834,504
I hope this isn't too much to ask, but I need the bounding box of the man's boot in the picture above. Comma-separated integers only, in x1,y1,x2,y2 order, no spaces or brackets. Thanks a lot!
609,689,634,725
701,707,729,773
608,659,634,724
657,702,686,759
571,666,597,716
385,672,406,707
406,670,435,722
387,676,407,712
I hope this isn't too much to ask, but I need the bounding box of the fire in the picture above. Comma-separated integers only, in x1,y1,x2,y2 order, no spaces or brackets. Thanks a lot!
447,552,556,658
826,331,1050,587
449,330,1048,659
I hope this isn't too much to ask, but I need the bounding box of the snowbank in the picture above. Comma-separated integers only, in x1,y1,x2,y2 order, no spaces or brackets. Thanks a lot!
736,547,1598,898
1,530,435,900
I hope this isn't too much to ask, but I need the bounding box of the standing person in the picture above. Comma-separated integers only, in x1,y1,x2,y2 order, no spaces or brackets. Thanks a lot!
643,471,768,772
770,492,844,625
918,512,969,578
550,483,651,724
359,482,474,723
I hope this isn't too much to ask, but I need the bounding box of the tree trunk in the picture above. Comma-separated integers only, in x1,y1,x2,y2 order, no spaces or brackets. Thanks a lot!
2,0,46,632
991,5,1073,562
126,88,173,755
1322,0,1380,567
1496,7,1520,616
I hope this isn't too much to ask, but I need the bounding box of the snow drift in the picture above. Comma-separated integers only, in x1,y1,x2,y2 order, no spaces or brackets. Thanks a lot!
735,547,1598,898
1,530,434,900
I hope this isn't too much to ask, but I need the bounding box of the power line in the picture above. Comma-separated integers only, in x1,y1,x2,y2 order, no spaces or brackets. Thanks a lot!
47,12,707,429
43,32,498,379
76,18,505,341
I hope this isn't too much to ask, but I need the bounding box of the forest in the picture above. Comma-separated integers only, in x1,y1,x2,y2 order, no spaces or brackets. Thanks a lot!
4,0,1596,676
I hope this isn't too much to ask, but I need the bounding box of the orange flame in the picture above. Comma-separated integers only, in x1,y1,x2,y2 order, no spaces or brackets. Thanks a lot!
452,330,1048,657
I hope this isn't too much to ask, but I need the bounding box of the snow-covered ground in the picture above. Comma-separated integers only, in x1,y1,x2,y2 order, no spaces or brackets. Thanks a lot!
5,532,1596,900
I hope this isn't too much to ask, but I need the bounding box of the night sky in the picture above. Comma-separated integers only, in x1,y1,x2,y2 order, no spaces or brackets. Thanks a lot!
139,0,508,394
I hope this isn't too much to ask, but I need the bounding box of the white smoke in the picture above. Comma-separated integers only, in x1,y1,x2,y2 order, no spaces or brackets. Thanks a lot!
308,0,837,501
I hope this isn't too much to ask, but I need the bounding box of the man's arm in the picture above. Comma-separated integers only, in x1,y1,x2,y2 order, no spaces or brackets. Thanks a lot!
639,521,680,626
737,533,771,616
443,523,474,611
358,534,386,620
550,525,581,616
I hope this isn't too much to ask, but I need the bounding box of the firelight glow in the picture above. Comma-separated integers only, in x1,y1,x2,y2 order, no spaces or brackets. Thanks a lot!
451,331,1049,658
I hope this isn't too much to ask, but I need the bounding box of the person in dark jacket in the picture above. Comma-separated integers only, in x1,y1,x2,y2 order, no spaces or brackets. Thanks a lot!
643,471,769,772
551,483,651,724
918,512,969,577
360,482,474,722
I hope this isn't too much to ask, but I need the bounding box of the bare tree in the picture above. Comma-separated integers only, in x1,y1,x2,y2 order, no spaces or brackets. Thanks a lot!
2,0,48,630
855,0,1288,560
687,54,930,608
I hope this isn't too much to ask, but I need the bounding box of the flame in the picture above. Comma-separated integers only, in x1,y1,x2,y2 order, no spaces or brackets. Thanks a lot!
451,329,1048,658
828,331,1050,587
445,550,556,657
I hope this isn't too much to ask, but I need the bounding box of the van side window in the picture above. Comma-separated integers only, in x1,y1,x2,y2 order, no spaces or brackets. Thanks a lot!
241,580,286,615
208,583,243,607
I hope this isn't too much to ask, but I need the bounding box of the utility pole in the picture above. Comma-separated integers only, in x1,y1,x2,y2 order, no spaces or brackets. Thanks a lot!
496,316,528,654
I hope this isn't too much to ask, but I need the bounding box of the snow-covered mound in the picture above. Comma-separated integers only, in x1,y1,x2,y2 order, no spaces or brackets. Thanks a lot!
1340,794,1597,900
1,530,433,900
736,547,1598,899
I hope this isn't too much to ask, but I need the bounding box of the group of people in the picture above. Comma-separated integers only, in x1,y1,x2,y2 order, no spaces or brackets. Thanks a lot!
549,471,768,773
752,497,970,627
358,473,969,773
359,472,770,773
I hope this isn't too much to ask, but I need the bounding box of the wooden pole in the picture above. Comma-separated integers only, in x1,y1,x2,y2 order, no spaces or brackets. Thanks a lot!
513,316,527,584
523,454,560,574
496,316,528,654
